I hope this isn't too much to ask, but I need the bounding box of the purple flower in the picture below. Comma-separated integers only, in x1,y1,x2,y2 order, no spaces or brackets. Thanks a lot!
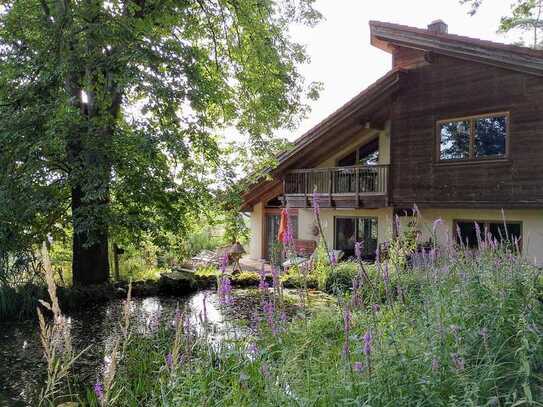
263,300,276,334
312,190,320,217
354,241,363,260
93,380,104,401
218,275,233,305
372,303,380,313
382,262,389,285
271,266,280,290
165,352,173,369
248,342,259,355
353,361,364,373
330,252,337,266
363,330,373,356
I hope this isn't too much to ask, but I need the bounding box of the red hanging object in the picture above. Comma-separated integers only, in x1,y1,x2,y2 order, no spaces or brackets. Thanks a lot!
277,208,288,243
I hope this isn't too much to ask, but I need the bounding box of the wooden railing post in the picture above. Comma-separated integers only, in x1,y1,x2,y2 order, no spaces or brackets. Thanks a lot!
355,167,360,206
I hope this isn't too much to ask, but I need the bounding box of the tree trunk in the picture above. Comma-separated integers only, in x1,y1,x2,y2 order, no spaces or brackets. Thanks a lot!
71,185,110,286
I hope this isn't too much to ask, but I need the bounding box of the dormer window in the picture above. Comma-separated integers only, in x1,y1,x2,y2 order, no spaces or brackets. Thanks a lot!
437,113,508,162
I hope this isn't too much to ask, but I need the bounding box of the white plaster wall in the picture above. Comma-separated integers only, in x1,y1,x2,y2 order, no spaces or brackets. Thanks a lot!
248,202,264,260
414,208,543,266
296,207,394,251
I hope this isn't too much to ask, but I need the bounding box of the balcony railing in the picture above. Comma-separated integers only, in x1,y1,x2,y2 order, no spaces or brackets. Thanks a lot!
283,165,389,208
284,164,389,195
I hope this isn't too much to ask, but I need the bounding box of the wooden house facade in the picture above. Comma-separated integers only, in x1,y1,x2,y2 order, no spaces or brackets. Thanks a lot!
242,20,543,264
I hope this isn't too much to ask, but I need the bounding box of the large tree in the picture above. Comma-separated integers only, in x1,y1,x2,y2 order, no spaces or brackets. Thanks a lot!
0,0,320,285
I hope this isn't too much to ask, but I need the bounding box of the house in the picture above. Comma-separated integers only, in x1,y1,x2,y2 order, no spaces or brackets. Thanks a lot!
241,20,543,265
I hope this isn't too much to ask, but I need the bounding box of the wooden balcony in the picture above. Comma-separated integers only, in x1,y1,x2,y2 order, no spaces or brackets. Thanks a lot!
283,165,389,209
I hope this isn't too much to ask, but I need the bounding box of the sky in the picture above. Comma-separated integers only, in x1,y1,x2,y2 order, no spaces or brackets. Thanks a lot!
281,0,522,141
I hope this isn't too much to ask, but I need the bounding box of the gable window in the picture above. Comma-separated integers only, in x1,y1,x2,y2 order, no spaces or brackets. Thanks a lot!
437,113,508,161
454,220,521,250
337,138,379,167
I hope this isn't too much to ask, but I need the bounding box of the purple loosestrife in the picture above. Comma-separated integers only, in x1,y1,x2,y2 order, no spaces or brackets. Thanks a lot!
248,342,259,356
263,300,276,335
165,353,173,369
353,361,364,373
355,241,363,260
330,251,337,266
218,275,233,305
258,264,269,292
363,330,373,356
94,380,104,402
260,363,271,380
372,303,380,313
271,266,280,291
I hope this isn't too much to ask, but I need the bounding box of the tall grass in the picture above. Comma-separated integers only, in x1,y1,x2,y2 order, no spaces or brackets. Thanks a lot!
44,210,543,405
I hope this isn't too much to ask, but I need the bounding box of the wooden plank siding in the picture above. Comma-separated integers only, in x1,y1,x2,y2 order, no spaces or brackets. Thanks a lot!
390,54,543,209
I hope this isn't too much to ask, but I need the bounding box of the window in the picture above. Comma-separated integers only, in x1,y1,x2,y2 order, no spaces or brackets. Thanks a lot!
438,113,508,161
337,138,379,167
334,217,378,259
455,220,521,249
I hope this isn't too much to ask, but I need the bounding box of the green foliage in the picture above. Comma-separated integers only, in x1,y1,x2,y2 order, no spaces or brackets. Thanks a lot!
462,0,543,48
322,261,358,294
0,0,322,282
67,244,543,406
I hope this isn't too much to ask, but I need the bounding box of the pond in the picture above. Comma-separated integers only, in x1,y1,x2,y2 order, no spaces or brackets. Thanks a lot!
0,289,256,406
0,288,333,406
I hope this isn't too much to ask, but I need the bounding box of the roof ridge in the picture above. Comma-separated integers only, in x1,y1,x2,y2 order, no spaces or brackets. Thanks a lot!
369,20,543,58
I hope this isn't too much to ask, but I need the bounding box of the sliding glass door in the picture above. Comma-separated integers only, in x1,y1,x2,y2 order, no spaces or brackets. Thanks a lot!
334,217,378,259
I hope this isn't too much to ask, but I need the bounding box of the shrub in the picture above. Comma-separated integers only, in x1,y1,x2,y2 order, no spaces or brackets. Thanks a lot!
322,261,358,294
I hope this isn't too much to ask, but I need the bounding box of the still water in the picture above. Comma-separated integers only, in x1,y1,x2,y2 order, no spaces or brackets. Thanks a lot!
0,289,258,406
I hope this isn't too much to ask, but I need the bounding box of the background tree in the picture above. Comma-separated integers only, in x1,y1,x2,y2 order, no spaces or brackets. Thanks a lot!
461,0,543,49
0,0,321,285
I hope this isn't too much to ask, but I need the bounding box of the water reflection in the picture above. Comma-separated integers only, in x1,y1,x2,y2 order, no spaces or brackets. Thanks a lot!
0,289,251,406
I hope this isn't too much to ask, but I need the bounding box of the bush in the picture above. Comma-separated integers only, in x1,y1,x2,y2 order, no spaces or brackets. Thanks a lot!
322,261,358,294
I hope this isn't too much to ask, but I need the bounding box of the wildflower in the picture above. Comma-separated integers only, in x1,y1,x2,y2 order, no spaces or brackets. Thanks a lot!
263,300,276,335
93,380,104,402
372,303,380,313
173,305,181,328
312,190,320,217
382,262,389,285
363,330,373,356
165,352,173,369
260,363,271,380
413,203,420,217
353,361,364,373
271,266,280,290
280,310,287,324
354,241,363,260
451,353,465,371
248,342,259,356
330,251,337,266
218,275,233,305
258,264,269,291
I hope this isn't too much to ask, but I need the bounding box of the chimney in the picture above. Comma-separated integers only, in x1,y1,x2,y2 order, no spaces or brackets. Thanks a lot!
427,19,448,34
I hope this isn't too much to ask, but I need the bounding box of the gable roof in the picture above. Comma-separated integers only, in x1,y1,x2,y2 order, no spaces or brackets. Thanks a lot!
241,68,404,210
242,20,543,210
370,20,543,77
